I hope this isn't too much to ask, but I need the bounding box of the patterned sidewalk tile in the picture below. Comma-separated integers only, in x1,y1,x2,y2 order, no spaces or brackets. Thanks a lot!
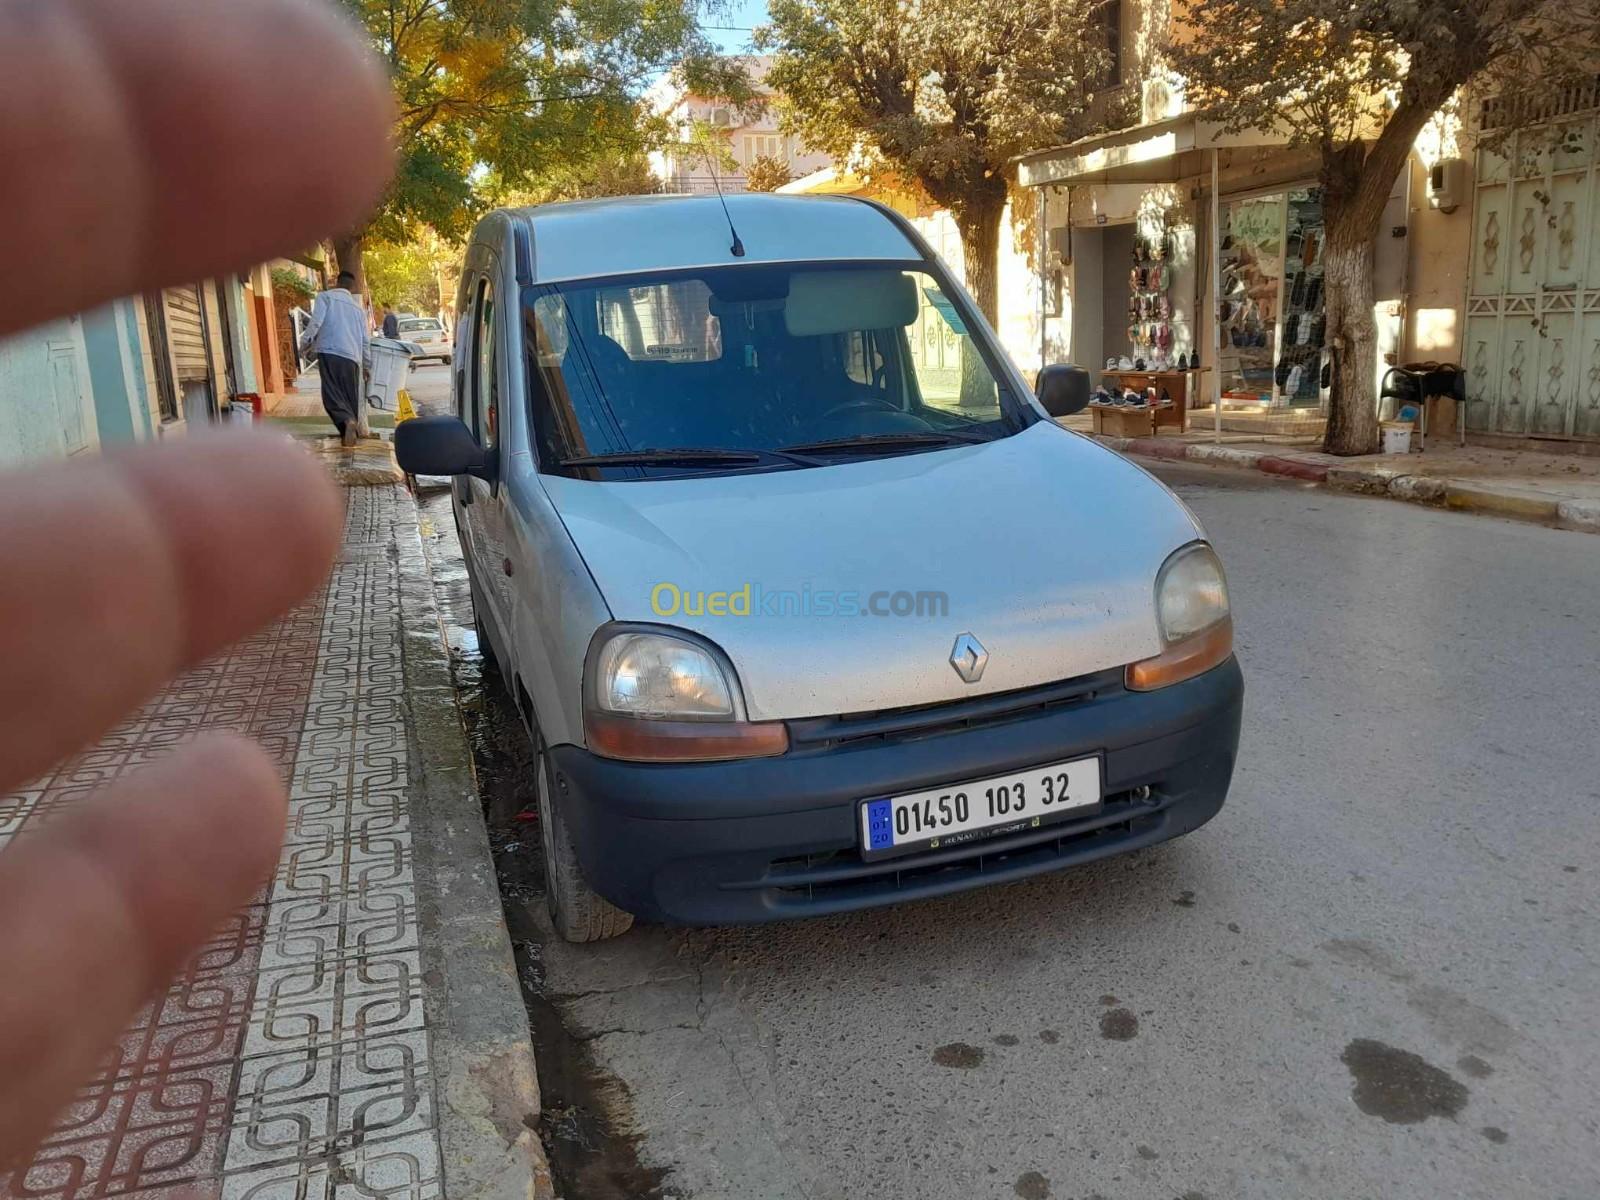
4,487,445,1200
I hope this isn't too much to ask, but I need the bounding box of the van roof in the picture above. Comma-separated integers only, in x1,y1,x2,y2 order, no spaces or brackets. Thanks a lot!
507,194,925,284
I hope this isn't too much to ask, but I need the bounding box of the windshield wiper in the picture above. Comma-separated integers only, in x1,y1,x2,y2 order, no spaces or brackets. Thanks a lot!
558,447,819,469
778,430,987,455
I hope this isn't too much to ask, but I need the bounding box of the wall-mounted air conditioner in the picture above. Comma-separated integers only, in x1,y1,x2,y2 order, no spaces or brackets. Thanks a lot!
1427,158,1466,214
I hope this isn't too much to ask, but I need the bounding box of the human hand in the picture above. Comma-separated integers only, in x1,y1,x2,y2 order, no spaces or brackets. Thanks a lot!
0,0,393,1172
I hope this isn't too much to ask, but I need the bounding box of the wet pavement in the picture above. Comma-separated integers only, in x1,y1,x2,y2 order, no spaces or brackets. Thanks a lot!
423,448,1600,1199
415,489,667,1199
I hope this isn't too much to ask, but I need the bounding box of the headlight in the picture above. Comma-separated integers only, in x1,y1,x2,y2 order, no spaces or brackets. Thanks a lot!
594,632,734,718
1128,543,1233,691
1155,543,1230,643
585,628,788,762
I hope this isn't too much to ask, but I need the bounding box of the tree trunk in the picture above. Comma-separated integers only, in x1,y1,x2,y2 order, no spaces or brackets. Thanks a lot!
954,193,1004,328
953,189,1005,407
332,231,368,299
1316,97,1444,456
1320,225,1380,455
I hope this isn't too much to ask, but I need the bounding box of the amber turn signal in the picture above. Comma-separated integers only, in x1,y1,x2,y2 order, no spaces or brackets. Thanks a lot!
1126,617,1234,692
585,712,790,762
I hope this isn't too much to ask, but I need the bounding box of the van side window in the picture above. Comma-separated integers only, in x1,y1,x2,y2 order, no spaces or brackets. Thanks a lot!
454,295,472,425
472,277,498,449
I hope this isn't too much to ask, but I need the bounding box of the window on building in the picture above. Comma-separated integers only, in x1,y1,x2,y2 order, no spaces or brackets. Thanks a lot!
743,134,783,163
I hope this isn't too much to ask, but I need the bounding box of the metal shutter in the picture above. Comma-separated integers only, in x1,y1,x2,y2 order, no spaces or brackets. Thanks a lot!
163,284,209,380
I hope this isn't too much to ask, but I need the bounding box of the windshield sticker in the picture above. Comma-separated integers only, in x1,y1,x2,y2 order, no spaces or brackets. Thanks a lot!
922,288,968,336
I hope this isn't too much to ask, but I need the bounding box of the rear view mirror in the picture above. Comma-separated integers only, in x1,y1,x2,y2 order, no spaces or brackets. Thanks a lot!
1035,364,1091,418
395,415,495,479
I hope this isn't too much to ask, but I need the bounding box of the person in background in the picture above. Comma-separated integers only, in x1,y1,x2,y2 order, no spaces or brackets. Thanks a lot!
297,270,370,447
381,303,399,339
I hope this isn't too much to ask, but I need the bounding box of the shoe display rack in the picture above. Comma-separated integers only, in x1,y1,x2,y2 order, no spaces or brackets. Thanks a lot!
1126,231,1176,370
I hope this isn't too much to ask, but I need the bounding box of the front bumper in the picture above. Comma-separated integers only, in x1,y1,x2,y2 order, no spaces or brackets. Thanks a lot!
549,658,1243,924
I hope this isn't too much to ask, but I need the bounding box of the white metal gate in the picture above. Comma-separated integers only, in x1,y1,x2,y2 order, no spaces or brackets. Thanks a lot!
1465,84,1600,440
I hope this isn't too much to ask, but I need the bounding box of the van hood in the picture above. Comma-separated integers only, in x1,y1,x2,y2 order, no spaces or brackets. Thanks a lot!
541,423,1202,721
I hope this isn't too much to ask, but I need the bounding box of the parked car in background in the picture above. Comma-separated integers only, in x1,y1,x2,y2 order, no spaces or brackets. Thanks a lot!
397,316,451,365
397,194,1243,942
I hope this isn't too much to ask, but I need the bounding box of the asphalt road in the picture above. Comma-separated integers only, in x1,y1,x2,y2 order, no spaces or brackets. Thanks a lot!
419,424,1600,1200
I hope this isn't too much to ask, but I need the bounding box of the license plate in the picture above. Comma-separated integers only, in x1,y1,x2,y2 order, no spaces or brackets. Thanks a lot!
859,755,1102,861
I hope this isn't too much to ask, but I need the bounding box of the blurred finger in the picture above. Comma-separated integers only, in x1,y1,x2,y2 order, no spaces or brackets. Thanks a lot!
0,733,288,1171
0,0,394,336
0,434,341,796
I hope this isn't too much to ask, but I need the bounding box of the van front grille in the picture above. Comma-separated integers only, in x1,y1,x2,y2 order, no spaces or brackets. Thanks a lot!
721,787,1166,907
784,668,1124,753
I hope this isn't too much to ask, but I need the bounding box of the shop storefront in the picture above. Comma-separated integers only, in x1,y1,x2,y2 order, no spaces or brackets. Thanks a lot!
1017,115,1344,436
1218,185,1327,410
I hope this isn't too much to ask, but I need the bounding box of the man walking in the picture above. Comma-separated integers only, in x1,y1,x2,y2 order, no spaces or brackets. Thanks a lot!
380,304,399,339
298,270,370,446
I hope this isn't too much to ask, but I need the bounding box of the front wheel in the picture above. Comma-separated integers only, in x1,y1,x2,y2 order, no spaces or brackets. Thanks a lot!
443,355,453,366
536,737,633,942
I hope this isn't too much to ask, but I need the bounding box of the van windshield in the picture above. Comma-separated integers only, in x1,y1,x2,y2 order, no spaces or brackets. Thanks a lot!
522,263,1032,477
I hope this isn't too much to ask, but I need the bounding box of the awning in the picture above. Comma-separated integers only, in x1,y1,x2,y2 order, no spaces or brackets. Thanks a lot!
1015,114,1291,187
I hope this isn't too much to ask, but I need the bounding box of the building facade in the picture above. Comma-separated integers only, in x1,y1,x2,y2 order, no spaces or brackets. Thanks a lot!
1015,17,1600,447
646,56,832,195
0,268,284,464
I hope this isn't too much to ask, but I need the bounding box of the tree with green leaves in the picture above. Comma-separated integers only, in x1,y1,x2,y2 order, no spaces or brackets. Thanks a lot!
743,153,793,192
364,234,451,317
1169,0,1600,455
759,0,1109,324
333,0,743,292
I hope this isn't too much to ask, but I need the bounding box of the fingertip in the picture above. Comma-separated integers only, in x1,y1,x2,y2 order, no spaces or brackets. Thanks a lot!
109,433,343,662
248,0,398,229
179,730,290,867
1,0,398,332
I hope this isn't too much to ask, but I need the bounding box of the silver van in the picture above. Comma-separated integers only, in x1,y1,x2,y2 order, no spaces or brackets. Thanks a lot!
397,194,1242,941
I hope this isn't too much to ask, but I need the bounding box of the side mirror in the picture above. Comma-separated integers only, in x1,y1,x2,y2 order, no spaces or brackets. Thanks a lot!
395,415,495,479
1035,364,1091,418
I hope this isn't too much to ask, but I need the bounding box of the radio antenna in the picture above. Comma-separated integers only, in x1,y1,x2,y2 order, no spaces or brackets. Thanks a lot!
702,141,746,258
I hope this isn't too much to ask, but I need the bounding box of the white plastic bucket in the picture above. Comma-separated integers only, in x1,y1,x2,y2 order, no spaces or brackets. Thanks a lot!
1381,420,1413,454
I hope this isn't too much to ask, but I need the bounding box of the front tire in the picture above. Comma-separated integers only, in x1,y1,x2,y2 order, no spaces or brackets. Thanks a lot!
536,737,633,942
474,606,499,669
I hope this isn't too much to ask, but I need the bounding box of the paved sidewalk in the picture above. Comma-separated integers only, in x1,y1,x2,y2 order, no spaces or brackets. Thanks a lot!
1062,417,1600,533
2,484,547,1199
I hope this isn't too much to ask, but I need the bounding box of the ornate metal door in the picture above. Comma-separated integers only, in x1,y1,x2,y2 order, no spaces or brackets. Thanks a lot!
1466,97,1600,440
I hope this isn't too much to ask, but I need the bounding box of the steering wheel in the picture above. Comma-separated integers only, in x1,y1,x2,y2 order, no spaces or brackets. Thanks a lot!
821,396,900,420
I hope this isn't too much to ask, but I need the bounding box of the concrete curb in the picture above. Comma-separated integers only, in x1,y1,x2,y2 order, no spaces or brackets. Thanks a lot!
393,490,556,1200
1443,482,1558,523
1557,498,1600,533
1094,432,1599,534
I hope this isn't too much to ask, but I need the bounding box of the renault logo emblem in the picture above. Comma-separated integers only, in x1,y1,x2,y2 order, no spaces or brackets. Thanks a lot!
949,633,988,684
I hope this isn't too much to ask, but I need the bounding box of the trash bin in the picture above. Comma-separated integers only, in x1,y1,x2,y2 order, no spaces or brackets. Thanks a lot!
366,338,421,412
